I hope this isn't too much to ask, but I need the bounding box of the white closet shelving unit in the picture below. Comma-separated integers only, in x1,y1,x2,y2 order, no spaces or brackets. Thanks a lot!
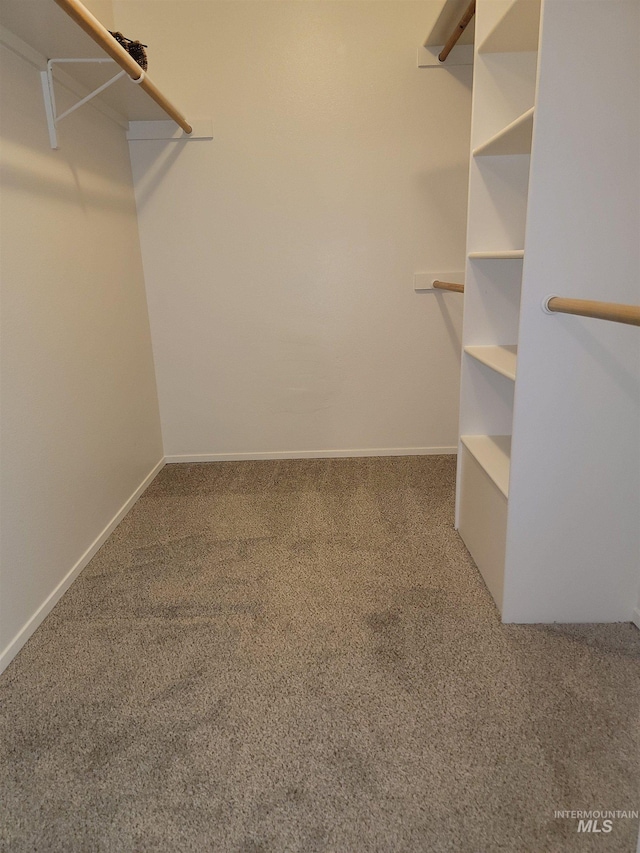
455,0,640,623
455,0,540,612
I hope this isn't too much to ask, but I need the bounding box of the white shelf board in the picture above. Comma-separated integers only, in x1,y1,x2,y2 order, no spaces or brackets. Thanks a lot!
478,0,541,54
423,0,475,47
469,250,524,260
465,345,517,381
460,435,512,498
473,107,534,157
0,1,174,123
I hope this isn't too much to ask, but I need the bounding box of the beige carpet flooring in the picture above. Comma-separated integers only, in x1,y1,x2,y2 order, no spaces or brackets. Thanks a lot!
1,456,639,852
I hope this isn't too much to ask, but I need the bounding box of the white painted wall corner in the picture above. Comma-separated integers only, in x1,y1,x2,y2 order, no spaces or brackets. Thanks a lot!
0,458,166,674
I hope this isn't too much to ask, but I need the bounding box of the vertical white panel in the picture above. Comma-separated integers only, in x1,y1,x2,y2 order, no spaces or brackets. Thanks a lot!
503,0,640,621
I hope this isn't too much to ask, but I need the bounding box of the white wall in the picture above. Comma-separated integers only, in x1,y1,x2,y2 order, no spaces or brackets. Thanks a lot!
0,40,164,670
117,0,472,460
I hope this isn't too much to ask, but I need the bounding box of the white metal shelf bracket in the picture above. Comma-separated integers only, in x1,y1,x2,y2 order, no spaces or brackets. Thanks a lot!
40,58,133,148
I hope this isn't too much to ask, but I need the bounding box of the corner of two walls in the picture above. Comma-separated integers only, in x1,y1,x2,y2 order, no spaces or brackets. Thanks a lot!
0,32,163,671
117,0,473,462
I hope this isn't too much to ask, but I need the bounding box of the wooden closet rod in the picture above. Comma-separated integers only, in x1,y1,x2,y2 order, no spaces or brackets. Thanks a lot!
439,0,476,62
433,281,465,293
544,296,640,327
53,0,193,134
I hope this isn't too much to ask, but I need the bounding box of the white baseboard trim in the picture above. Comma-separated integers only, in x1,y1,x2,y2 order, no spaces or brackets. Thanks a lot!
0,457,166,674
633,608,640,631
164,446,457,463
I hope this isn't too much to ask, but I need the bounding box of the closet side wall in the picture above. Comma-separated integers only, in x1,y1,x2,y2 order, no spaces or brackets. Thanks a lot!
0,44,164,670
118,1,472,460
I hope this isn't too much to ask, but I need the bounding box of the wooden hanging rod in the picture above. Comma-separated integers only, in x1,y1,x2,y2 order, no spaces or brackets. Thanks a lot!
433,280,465,293
53,0,193,134
439,0,476,62
544,296,640,327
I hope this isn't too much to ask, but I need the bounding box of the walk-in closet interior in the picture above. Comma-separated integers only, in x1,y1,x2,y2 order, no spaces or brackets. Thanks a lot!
1,0,639,849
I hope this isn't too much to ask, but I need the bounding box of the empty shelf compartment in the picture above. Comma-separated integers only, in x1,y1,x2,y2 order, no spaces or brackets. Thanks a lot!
460,435,511,498
478,0,541,54
474,108,534,157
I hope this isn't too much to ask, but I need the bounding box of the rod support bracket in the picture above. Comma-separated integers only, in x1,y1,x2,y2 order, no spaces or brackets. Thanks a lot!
41,57,125,149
